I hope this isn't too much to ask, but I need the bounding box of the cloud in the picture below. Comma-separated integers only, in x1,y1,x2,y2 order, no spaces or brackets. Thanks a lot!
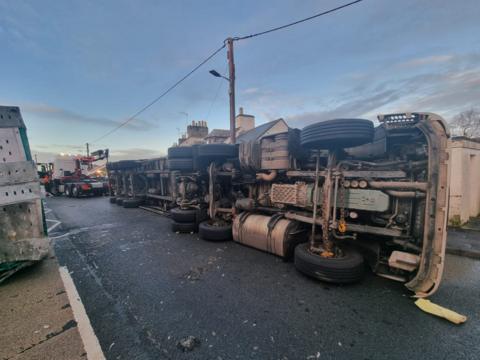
22,103,157,131
272,52,480,127
398,55,454,68
32,146,164,163
285,89,400,126
242,87,260,95
109,147,165,161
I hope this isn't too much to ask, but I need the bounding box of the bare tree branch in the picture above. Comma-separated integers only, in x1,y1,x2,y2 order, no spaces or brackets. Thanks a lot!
450,108,480,138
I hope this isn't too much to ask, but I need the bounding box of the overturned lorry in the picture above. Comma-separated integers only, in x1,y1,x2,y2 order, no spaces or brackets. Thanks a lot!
107,112,449,297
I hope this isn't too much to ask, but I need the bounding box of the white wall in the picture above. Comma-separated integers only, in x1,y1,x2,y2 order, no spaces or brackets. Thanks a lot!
448,138,480,224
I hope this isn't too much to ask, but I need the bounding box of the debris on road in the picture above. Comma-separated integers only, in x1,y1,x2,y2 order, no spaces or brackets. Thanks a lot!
177,336,201,352
415,299,467,324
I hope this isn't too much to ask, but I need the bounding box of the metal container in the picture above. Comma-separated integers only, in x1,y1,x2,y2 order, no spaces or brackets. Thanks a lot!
261,133,290,170
232,213,306,258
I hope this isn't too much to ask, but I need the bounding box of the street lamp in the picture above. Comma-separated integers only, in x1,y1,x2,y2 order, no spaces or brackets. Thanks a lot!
209,70,230,82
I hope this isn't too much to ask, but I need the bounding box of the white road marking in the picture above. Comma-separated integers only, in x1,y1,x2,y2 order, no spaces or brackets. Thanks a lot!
46,219,62,233
59,266,106,360
49,232,71,240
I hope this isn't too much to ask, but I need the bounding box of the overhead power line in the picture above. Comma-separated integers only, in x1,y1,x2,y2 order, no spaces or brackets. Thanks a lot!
90,0,363,144
91,44,226,144
233,0,363,41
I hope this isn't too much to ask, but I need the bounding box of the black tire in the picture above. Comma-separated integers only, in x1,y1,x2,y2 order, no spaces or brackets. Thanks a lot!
72,185,80,198
301,119,374,149
199,221,232,241
109,197,117,203
167,158,194,171
123,199,142,208
168,146,193,159
116,197,126,206
196,144,237,159
294,243,364,284
171,220,196,233
170,207,197,223
65,185,72,198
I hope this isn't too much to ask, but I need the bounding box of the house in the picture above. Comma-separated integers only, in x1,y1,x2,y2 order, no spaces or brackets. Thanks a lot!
204,129,230,144
236,118,289,143
178,120,208,146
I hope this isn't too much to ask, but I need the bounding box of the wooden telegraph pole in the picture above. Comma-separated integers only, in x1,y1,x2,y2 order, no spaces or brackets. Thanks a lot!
226,38,236,144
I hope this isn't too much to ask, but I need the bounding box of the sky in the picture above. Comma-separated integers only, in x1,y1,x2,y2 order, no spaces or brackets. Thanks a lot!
0,0,479,162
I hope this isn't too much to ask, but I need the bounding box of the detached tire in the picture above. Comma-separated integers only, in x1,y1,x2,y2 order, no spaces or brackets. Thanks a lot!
109,197,117,203
199,221,232,241
294,243,364,284
301,119,374,149
196,144,237,159
123,199,143,208
168,146,193,159
170,207,197,223
171,221,196,233
167,158,194,171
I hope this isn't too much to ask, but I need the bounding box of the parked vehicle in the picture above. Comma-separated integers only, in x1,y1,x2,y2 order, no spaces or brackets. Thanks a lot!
107,112,449,297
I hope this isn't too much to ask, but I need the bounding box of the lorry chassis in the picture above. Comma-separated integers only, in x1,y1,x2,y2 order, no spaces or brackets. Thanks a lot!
107,112,449,297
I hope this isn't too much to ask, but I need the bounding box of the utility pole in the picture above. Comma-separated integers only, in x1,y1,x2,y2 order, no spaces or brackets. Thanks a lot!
226,37,236,144
86,142,90,157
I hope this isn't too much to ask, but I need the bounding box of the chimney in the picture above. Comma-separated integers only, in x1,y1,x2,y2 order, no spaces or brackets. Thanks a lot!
235,107,255,134
187,119,209,139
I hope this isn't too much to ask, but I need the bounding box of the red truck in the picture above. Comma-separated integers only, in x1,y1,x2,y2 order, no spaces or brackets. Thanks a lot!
40,152,109,197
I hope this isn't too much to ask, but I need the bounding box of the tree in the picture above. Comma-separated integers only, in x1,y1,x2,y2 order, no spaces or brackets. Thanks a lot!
450,108,480,138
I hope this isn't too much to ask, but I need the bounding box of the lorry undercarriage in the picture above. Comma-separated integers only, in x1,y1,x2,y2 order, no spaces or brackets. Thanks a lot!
107,112,449,297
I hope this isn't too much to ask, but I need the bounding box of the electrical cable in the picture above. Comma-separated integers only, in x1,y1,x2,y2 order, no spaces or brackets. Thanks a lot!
233,0,363,41
89,0,363,144
91,43,226,144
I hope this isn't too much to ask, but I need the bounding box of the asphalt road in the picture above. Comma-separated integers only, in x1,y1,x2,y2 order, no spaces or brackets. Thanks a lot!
47,196,480,360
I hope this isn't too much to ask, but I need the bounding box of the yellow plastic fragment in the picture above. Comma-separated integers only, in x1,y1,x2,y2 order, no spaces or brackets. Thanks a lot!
338,220,347,233
415,299,467,324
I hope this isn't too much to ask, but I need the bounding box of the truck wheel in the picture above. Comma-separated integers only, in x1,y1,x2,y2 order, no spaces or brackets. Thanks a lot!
170,207,197,223
109,197,117,204
72,186,80,198
65,186,72,197
300,119,374,149
196,144,237,158
167,158,194,171
123,199,142,208
171,220,196,233
294,243,364,284
168,146,193,159
199,221,232,241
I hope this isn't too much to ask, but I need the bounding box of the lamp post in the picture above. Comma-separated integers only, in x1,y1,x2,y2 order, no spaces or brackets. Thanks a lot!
209,38,236,143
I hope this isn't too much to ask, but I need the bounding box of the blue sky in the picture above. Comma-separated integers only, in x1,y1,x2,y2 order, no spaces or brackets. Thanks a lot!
1,0,479,161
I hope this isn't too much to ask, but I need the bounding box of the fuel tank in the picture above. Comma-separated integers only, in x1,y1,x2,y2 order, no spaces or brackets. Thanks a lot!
232,213,306,258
